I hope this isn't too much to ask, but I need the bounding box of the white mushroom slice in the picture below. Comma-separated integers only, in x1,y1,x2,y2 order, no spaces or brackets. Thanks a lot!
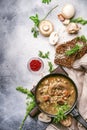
62,19,70,26
60,115,72,127
38,112,51,123
62,4,75,19
39,20,54,37
49,32,59,45
67,22,81,34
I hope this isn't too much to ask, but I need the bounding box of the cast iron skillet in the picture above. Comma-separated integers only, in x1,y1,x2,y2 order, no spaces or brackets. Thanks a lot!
35,73,87,129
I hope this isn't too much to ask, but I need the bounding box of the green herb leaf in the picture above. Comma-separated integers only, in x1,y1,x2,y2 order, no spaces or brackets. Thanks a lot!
80,35,87,42
76,35,87,42
48,61,54,73
38,51,50,59
16,86,30,94
53,104,70,123
31,26,39,38
16,86,34,98
65,44,82,56
16,86,36,130
70,17,87,25
29,14,40,38
42,0,51,4
29,5,58,38
19,101,35,130
30,14,40,27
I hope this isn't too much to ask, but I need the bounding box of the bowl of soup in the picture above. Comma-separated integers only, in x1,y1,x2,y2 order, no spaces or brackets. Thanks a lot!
34,73,87,128
35,73,77,117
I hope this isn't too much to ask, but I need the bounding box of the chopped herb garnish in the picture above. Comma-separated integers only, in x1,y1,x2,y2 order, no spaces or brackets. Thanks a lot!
38,51,50,59
16,86,36,130
65,44,82,56
42,0,51,4
48,61,54,73
70,17,87,25
53,103,70,123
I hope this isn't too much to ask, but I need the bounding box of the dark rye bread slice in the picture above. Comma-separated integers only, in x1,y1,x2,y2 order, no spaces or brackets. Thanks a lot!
76,45,87,59
54,37,87,68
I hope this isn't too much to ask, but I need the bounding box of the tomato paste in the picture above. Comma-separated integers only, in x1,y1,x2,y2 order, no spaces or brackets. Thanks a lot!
29,59,42,71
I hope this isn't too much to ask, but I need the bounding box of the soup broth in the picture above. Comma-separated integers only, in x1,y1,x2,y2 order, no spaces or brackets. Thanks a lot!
36,75,76,115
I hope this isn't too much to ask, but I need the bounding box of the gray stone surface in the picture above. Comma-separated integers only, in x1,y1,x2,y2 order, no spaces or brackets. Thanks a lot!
0,0,87,130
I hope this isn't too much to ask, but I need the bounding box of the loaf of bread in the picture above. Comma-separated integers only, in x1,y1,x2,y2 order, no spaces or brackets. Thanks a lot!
54,37,87,68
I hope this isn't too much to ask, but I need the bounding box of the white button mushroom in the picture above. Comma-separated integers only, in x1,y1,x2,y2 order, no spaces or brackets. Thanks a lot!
39,20,54,37
49,32,59,45
67,22,81,34
60,115,72,127
38,112,51,123
62,4,75,19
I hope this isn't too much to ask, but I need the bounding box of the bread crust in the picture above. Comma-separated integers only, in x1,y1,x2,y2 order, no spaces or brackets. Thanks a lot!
54,37,87,68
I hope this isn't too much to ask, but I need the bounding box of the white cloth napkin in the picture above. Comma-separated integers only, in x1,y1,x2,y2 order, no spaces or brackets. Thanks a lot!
73,54,87,71
64,54,87,130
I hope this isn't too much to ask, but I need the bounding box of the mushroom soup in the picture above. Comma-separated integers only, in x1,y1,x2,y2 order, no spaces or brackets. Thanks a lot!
36,75,76,115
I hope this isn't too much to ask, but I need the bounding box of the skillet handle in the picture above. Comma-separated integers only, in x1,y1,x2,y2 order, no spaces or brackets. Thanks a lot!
70,108,87,128
29,106,40,117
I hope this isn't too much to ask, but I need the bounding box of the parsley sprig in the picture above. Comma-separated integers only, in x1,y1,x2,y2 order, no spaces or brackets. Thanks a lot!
53,103,70,123
38,51,50,59
30,14,40,27
76,35,87,42
42,0,51,4
70,17,87,25
29,5,58,38
31,26,39,38
48,61,54,73
16,86,36,130
30,14,40,38
65,44,82,56
38,51,54,72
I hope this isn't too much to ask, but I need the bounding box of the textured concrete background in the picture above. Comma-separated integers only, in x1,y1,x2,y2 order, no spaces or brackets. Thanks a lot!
0,0,87,130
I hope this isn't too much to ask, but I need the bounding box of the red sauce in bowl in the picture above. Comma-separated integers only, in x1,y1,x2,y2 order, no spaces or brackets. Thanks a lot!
27,57,44,73
30,59,42,71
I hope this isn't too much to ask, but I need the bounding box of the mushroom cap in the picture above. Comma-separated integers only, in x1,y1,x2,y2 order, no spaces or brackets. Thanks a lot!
67,22,80,34
39,20,54,37
62,4,75,19
38,112,51,123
